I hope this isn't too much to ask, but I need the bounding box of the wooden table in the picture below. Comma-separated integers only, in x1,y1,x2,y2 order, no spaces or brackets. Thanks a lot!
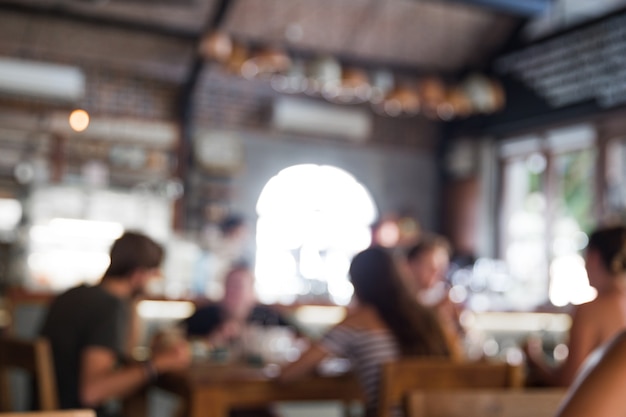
152,362,363,417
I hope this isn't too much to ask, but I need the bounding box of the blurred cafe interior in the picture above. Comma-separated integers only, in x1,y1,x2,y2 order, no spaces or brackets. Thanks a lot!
2,0,626,415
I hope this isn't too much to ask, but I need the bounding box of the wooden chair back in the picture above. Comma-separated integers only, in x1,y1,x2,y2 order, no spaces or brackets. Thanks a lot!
3,288,53,339
0,410,95,417
405,388,567,417
0,337,58,411
378,358,524,417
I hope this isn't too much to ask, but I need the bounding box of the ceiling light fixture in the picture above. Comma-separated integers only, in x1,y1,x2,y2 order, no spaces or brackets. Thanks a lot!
69,109,90,132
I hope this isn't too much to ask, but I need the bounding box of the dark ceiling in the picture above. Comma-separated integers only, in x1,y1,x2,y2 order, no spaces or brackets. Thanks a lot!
0,0,524,83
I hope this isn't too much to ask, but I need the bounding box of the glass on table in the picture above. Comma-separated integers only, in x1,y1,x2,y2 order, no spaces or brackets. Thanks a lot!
240,325,303,366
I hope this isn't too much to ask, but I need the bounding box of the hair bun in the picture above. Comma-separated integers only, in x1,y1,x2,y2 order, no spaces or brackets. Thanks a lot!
612,232,626,274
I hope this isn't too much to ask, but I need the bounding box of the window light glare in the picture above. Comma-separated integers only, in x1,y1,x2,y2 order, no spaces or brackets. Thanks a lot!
294,305,347,326
256,215,304,250
467,312,571,333
0,198,22,230
255,164,377,303
299,243,323,279
28,251,111,290
328,278,354,305
69,109,90,132
549,254,597,307
255,249,299,304
137,300,195,320
323,252,351,279
48,218,124,240
553,343,569,362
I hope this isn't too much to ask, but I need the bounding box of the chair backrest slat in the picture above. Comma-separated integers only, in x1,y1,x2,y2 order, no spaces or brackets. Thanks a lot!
405,388,567,417
0,337,59,411
378,358,524,417
0,409,95,417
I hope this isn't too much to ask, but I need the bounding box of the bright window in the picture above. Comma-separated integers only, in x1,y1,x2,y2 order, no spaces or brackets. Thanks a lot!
255,164,377,305
25,185,173,292
500,125,598,309
0,198,22,229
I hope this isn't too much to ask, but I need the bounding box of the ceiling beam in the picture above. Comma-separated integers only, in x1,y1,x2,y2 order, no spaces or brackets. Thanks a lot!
0,1,199,39
176,0,233,230
440,0,552,17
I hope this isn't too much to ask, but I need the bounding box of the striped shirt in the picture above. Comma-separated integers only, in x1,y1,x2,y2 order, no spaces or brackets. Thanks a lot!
321,325,400,416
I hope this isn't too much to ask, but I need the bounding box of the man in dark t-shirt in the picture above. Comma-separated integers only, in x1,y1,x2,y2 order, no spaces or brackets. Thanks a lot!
185,303,290,338
41,285,127,411
39,232,191,416
183,265,293,343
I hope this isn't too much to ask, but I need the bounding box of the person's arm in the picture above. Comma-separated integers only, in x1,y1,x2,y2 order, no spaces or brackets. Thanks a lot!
435,300,465,362
279,314,357,382
80,341,190,407
556,331,626,417
278,343,329,381
554,304,598,385
525,304,597,387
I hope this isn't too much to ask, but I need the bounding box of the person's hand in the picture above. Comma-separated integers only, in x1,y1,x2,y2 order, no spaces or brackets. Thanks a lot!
210,319,244,345
151,327,185,353
523,335,544,366
152,339,192,373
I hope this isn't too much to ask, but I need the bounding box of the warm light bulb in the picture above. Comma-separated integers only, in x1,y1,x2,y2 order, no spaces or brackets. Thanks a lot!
69,109,90,132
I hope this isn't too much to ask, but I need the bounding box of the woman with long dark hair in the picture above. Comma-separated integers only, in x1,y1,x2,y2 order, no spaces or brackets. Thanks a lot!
280,246,451,416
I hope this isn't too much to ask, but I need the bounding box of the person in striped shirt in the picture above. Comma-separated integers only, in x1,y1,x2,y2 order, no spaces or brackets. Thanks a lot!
279,246,451,417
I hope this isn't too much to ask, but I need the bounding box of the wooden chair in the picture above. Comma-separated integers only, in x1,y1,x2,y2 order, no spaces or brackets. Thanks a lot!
378,358,524,417
0,337,58,411
3,288,54,339
0,410,95,417
405,388,567,417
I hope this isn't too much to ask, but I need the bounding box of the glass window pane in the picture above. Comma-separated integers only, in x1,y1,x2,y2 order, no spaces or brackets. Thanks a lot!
549,148,597,307
501,153,549,309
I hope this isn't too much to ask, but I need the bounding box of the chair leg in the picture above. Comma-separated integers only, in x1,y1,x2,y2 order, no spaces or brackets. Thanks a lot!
0,371,11,411
122,386,149,417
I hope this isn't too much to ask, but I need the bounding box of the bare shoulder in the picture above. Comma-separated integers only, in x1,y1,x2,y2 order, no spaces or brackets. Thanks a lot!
577,292,626,319
574,296,610,318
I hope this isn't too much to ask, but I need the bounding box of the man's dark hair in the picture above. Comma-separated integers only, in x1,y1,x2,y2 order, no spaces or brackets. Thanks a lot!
103,231,164,279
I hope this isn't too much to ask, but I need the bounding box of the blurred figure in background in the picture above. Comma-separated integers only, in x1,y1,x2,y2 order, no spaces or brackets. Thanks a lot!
184,264,291,417
280,246,451,417
192,214,251,299
184,264,292,347
40,231,191,417
525,225,626,387
406,235,466,360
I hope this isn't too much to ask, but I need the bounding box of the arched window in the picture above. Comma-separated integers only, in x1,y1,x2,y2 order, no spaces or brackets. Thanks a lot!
255,164,377,305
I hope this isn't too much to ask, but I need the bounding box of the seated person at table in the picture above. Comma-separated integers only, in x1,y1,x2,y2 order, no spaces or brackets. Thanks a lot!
40,231,191,416
525,225,626,387
406,235,465,360
279,246,451,417
555,330,626,417
183,264,292,346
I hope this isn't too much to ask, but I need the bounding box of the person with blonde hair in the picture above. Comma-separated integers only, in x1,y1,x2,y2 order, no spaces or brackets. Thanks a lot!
525,225,626,387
